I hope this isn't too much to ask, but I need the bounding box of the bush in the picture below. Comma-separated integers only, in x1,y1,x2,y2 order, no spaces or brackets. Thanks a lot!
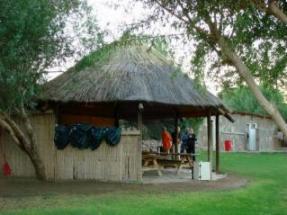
220,86,287,119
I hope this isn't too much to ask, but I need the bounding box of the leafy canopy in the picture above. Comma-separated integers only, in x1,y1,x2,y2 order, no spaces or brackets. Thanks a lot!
220,86,287,119
0,0,101,113
138,0,287,91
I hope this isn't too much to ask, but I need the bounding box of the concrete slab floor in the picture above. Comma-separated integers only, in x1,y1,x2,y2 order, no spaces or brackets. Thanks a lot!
142,168,227,184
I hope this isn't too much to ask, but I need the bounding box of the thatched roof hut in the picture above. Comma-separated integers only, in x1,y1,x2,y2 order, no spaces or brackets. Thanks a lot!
41,44,230,120
0,43,231,182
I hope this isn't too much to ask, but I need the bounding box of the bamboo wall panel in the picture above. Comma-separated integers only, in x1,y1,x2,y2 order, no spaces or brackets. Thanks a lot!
0,113,56,177
54,130,141,181
1,126,35,177
0,113,141,182
32,113,56,180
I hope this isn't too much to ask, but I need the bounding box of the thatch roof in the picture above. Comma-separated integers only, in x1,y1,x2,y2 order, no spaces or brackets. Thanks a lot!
41,44,229,119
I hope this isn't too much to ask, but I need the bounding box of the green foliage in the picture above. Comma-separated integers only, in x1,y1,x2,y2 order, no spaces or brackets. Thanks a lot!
149,37,169,56
220,86,287,119
214,1,287,89
74,32,171,72
190,42,208,84
142,120,174,140
140,0,287,90
74,43,114,72
0,0,100,113
181,118,204,135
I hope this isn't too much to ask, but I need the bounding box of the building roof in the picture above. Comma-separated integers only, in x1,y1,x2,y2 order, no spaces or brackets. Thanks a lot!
41,44,230,119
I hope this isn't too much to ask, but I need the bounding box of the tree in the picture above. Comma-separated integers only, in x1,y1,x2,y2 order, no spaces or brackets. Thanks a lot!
0,0,102,180
220,86,287,119
138,0,287,136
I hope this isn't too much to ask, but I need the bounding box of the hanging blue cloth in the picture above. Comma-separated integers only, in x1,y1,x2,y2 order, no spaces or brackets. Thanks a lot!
89,127,106,150
54,124,122,150
54,125,71,149
69,124,93,149
105,127,122,146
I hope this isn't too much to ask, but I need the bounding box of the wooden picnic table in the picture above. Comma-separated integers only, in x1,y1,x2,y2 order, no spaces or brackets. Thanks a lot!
142,153,163,176
156,152,197,176
142,152,199,177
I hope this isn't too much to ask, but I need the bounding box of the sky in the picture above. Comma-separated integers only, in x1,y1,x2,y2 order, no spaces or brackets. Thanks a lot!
87,0,148,39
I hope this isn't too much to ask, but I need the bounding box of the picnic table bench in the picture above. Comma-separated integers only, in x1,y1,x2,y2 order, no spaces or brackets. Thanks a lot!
142,153,163,176
142,152,198,177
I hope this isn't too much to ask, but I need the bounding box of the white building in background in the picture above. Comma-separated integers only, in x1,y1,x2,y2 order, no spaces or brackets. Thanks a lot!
198,112,287,152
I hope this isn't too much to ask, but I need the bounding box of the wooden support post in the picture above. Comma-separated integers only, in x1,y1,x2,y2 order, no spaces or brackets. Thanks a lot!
137,103,143,145
207,112,211,162
215,114,220,173
174,113,179,159
137,103,144,181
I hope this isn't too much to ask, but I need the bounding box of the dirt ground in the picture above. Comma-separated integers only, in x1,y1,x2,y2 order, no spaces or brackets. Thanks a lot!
0,174,248,211
0,174,247,198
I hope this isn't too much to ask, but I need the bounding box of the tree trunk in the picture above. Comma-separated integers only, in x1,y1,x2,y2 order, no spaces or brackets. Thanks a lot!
216,36,287,137
0,112,47,180
26,146,47,180
201,19,287,137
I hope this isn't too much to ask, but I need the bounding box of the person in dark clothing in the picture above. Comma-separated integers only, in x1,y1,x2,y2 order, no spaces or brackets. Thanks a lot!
180,128,189,153
186,128,197,161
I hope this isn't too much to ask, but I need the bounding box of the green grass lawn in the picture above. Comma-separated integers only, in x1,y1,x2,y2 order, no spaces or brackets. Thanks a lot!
1,153,287,215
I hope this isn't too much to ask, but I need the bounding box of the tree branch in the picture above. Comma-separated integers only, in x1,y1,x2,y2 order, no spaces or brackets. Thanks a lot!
0,115,24,151
20,104,36,147
268,0,287,24
0,112,31,152
153,0,189,23
203,16,287,137
251,0,287,24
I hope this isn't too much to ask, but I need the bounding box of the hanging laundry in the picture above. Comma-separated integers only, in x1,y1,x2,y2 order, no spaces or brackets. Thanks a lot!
54,125,71,149
69,124,93,149
53,124,122,150
105,127,122,146
89,127,106,150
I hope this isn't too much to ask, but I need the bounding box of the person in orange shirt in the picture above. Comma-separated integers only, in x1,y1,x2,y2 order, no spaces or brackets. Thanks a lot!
161,127,172,153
